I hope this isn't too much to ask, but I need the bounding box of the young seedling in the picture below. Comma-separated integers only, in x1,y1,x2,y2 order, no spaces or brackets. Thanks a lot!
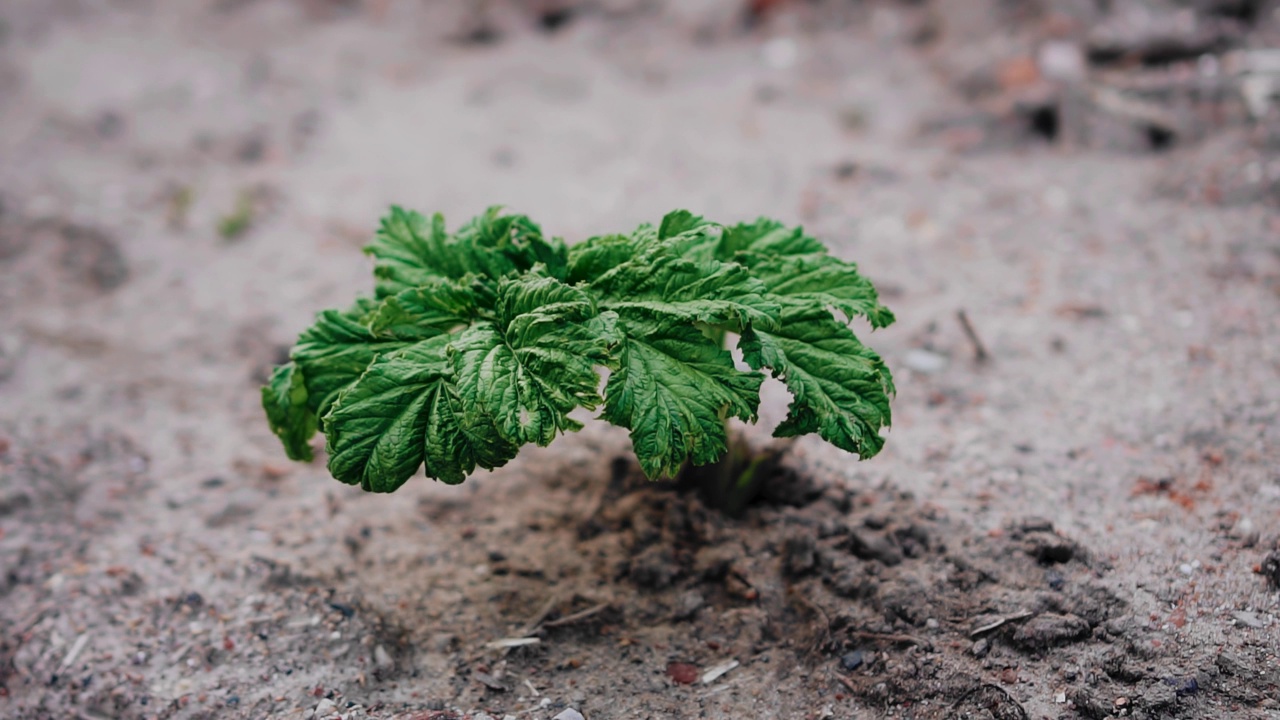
262,208,895,513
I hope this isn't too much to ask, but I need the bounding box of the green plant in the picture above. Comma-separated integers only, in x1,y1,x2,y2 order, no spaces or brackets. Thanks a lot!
262,207,895,510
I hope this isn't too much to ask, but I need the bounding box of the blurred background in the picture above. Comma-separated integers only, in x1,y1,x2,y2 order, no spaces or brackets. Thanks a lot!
1,1,1279,719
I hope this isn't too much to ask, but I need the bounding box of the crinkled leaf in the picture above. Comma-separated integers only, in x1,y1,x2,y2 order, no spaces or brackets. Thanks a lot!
292,303,409,420
740,300,894,459
603,318,762,479
567,213,724,284
421,380,517,484
657,209,712,239
455,207,569,282
363,277,479,340
592,243,778,331
719,218,824,259
566,233,644,285
366,207,567,298
366,208,457,296
261,299,408,458
262,362,317,461
323,335,518,491
743,253,895,329
452,276,613,446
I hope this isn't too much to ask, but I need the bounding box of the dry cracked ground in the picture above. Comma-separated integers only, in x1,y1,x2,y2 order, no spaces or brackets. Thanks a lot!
1,1,1279,719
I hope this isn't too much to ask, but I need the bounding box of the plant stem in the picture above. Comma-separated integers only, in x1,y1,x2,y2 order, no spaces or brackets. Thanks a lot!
678,327,772,516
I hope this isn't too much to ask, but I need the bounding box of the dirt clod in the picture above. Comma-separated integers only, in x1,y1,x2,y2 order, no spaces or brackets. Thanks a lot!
1011,613,1091,650
628,546,677,589
1261,549,1280,589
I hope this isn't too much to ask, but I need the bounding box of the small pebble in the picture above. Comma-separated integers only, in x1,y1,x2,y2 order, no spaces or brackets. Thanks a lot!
971,639,990,658
373,645,393,669
840,650,866,671
665,662,699,685
552,710,585,720
1231,611,1265,628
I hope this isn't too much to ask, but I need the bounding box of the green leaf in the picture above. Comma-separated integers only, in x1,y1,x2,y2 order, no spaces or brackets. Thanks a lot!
566,233,644,285
366,208,457,296
720,218,824,259
740,300,894,459
323,335,518,491
591,242,778,331
420,379,518,484
742,253,895,329
451,276,613,446
657,209,712,239
603,317,763,479
455,206,569,281
566,215,723,285
292,303,410,421
261,362,318,461
363,277,479,340
262,299,409,459
365,207,567,298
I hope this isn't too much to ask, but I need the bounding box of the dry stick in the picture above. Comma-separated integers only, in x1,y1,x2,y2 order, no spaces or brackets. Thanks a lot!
519,595,561,637
968,610,1035,638
540,602,610,629
956,309,989,363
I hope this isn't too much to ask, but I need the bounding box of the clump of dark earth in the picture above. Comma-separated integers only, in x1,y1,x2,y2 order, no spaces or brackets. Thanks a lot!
1262,547,1280,589
563,454,1277,719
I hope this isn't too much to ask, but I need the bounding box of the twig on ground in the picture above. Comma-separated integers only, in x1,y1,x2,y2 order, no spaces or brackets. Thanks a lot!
541,602,610,629
969,610,1035,638
956,309,989,363
484,637,541,650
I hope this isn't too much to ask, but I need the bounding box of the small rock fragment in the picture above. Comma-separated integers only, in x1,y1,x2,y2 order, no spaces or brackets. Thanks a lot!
672,590,704,621
552,710,584,720
1231,610,1265,629
665,662,699,685
971,639,990,658
1164,676,1200,697
840,650,866,671
847,531,903,566
1216,652,1245,675
373,644,393,670
1141,680,1177,710
1261,549,1280,589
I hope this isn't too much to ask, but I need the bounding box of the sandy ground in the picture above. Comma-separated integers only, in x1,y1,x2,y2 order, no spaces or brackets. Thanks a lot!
1,1,1279,719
